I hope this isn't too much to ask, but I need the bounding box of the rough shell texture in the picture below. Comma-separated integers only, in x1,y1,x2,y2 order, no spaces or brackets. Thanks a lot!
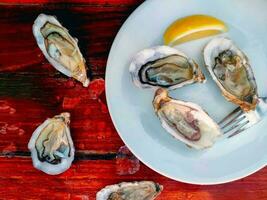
203,37,258,111
153,89,222,150
96,181,163,200
28,112,75,175
129,46,205,90
33,13,90,87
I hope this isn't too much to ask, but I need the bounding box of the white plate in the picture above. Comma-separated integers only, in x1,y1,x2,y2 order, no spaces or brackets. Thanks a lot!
106,0,267,185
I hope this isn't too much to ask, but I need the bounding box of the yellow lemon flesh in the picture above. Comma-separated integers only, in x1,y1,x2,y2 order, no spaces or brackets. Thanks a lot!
164,15,228,46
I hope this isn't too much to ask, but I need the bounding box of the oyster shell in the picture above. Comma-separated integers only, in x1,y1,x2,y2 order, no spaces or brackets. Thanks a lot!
33,14,89,87
96,181,163,200
153,89,221,149
28,112,74,175
203,37,258,111
129,46,205,90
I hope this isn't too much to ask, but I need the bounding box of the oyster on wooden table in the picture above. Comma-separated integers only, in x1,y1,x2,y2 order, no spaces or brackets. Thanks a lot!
203,37,258,111
28,112,74,175
129,46,205,90
96,181,163,200
153,89,222,149
33,14,90,87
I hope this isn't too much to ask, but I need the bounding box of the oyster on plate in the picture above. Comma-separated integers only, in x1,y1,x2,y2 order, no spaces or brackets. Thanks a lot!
203,37,258,111
96,181,163,200
129,46,205,90
153,89,222,149
28,112,74,175
33,14,90,87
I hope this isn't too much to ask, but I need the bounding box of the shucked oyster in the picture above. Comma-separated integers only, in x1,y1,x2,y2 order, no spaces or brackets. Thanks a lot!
33,14,89,87
129,46,205,90
153,89,221,149
204,37,258,111
96,181,163,200
28,112,74,175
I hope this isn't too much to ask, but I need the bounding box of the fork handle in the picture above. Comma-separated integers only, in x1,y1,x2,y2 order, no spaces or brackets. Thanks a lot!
256,97,267,117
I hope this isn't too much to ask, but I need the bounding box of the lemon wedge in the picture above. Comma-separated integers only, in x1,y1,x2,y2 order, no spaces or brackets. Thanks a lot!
163,15,228,46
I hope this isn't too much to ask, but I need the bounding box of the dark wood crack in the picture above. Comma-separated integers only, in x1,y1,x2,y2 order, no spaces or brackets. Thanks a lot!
0,151,117,160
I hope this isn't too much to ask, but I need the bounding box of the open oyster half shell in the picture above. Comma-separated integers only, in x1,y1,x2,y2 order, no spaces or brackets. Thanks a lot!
203,37,258,111
96,181,163,200
28,112,75,175
33,14,90,87
129,46,205,90
153,89,222,149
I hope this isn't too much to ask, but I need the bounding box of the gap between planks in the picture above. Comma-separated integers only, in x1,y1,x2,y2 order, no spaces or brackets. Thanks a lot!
0,151,117,160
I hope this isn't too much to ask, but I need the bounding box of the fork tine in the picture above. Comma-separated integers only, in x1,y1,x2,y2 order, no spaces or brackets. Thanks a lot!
220,112,245,129
223,118,249,135
227,121,251,138
219,107,242,126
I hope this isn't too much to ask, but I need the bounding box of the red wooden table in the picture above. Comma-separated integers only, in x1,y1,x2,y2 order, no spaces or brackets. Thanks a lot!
1,0,267,199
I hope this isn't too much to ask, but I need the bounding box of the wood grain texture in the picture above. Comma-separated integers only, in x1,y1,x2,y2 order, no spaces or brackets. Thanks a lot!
1,1,267,200
0,1,140,153
0,1,143,76
0,78,125,153
1,157,267,200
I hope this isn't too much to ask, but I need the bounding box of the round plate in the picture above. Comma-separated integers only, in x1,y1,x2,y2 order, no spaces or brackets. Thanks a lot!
106,0,267,184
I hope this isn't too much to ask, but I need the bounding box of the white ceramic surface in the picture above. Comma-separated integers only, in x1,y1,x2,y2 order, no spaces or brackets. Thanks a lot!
106,0,267,184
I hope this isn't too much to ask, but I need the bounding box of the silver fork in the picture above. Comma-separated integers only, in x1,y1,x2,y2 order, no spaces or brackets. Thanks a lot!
219,97,267,138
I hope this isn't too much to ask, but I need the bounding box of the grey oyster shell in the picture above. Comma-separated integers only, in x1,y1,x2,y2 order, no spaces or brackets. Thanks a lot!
28,112,74,175
129,46,205,90
153,89,222,149
203,37,258,111
33,13,90,87
96,181,163,200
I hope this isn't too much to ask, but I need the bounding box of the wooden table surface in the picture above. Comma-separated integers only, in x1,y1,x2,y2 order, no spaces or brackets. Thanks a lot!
1,0,267,199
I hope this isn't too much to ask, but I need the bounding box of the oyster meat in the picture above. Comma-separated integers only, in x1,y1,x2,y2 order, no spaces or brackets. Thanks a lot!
153,89,222,149
129,46,205,90
96,181,163,200
28,112,74,175
33,14,89,87
203,37,258,111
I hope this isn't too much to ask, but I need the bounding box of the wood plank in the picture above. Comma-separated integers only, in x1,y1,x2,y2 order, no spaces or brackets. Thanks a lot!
0,157,267,200
0,79,126,153
0,2,142,75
